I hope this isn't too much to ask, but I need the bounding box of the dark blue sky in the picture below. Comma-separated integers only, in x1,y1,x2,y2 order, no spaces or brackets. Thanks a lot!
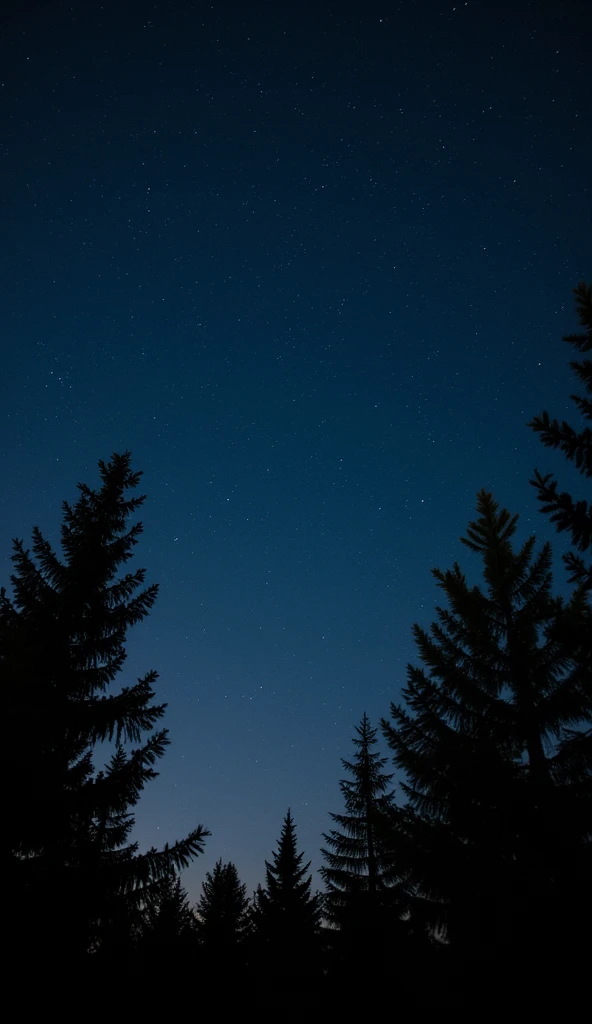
1,0,590,899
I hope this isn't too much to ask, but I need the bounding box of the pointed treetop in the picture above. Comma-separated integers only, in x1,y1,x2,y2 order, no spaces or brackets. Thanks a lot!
460,490,518,554
256,809,319,918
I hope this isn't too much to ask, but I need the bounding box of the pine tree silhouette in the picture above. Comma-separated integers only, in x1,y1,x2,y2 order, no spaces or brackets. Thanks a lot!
138,873,197,972
252,810,322,979
530,281,592,591
381,491,590,978
2,453,209,969
320,713,410,976
196,859,250,972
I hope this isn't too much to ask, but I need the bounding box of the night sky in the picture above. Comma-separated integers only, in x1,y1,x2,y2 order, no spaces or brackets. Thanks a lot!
1,0,590,900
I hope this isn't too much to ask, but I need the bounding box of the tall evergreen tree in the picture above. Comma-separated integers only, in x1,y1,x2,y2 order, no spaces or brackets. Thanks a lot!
381,491,591,969
320,714,404,913
196,859,250,969
1,453,209,967
320,713,410,977
252,810,322,978
530,280,592,591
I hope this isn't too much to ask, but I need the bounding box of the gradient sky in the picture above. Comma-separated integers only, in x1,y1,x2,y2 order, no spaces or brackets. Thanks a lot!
1,0,590,901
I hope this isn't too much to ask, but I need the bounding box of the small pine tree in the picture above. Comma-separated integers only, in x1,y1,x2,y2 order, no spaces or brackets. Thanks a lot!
530,281,592,591
138,873,197,971
1,453,209,967
196,859,250,969
321,713,410,978
252,810,322,978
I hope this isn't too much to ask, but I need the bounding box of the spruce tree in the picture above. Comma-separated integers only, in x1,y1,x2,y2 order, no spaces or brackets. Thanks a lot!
138,873,197,971
320,715,402,911
321,713,410,977
252,810,322,978
381,491,591,967
530,280,592,591
1,453,209,966
196,859,250,971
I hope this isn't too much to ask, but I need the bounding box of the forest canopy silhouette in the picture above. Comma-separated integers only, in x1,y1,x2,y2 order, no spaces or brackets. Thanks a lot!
2,284,590,1001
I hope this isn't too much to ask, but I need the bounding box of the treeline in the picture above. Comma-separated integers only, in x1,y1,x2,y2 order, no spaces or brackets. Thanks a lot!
2,284,590,1001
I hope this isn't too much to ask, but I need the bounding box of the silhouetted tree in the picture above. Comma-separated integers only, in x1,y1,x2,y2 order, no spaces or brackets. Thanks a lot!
196,859,250,970
530,281,592,591
137,873,197,972
381,491,590,975
252,810,322,978
1,453,209,969
321,714,410,975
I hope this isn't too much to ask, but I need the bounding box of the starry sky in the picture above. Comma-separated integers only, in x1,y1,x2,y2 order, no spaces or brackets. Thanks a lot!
1,0,590,901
